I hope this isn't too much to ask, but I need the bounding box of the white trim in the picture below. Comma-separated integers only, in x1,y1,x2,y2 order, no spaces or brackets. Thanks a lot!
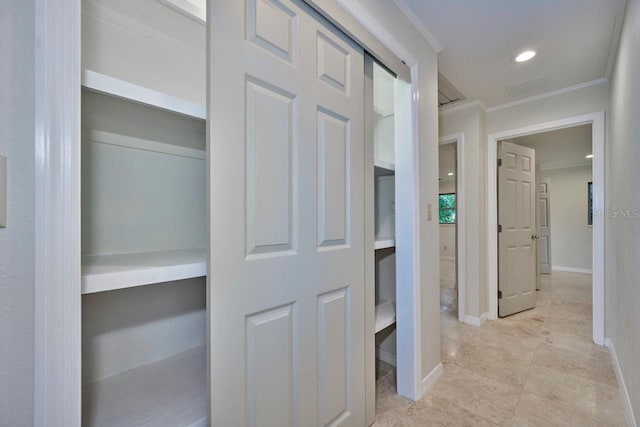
439,133,466,324
605,0,628,79
487,112,605,347
421,363,444,395
462,313,488,328
439,99,485,115
376,347,397,367
82,69,206,119
34,0,82,425
390,0,443,53
336,0,417,66
605,338,638,427
551,266,593,274
540,161,592,171
486,79,609,113
393,66,423,401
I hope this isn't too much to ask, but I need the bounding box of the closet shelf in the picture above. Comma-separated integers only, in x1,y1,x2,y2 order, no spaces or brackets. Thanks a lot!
374,160,395,176
82,69,206,120
374,238,395,250
84,129,206,160
82,248,207,294
82,346,207,427
375,301,396,333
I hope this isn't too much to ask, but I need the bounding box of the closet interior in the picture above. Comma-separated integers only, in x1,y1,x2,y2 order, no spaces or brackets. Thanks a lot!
372,62,398,381
80,0,207,425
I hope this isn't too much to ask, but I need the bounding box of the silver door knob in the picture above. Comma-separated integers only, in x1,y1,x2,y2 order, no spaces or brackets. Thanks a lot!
532,234,540,240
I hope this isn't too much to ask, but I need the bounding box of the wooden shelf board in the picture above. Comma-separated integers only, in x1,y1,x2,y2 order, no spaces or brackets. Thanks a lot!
157,0,206,24
85,129,206,160
374,238,395,250
374,160,395,176
82,69,206,120
375,301,396,333
82,346,207,427
82,248,206,294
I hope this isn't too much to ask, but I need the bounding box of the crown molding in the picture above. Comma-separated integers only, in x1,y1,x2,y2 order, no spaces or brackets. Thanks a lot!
605,0,628,79
486,78,609,113
540,161,592,171
439,99,485,115
391,0,443,53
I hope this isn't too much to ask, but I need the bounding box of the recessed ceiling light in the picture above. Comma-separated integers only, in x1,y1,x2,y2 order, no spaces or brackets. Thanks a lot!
448,172,454,176
585,154,594,159
515,50,536,63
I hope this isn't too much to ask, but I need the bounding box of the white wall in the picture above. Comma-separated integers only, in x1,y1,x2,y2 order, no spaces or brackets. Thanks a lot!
482,80,608,320
606,0,640,422
438,180,456,259
0,0,35,424
539,166,593,272
486,81,609,134
439,105,486,318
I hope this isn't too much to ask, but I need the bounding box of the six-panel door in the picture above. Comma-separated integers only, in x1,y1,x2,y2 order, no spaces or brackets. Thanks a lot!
209,0,365,425
498,141,537,317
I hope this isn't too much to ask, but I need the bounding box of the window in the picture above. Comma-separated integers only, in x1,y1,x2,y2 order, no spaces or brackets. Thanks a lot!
588,182,593,225
439,193,456,224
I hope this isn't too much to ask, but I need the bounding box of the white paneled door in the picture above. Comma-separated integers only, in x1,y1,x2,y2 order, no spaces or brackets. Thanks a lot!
538,178,552,274
498,142,537,317
209,0,365,425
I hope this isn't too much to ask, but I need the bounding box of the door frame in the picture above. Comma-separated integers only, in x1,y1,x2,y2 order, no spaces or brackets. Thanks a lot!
486,112,605,345
34,0,425,424
438,133,466,323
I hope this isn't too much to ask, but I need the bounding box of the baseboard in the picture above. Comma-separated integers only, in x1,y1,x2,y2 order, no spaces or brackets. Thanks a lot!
552,266,593,274
376,347,396,367
421,362,443,396
605,338,637,427
462,312,488,327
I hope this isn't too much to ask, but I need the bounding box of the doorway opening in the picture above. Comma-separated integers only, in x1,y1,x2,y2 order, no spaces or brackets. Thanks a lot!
487,112,604,345
496,124,593,320
438,142,458,319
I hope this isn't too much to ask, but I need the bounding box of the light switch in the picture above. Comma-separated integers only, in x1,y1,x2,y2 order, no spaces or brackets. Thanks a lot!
0,156,6,228
427,203,432,221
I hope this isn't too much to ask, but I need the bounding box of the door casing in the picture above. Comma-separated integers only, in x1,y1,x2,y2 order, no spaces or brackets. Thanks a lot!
34,0,426,425
438,133,466,324
487,112,606,345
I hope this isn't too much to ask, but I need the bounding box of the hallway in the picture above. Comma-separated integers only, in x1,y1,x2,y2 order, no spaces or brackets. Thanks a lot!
375,272,627,426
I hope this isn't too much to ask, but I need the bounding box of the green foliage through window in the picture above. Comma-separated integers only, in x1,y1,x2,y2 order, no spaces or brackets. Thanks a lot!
439,193,456,224
588,182,593,225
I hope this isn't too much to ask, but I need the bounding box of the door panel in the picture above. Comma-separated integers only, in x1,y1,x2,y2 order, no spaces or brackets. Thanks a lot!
498,141,537,317
538,179,552,274
209,0,365,425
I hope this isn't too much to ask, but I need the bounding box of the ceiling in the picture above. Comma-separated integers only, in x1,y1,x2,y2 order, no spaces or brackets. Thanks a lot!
508,124,592,169
399,0,626,107
439,143,457,182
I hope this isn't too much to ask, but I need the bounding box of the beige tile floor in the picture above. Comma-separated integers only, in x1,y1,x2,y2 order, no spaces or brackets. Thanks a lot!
375,272,627,426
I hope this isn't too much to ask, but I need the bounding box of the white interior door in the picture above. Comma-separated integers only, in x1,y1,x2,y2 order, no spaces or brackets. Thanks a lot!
209,1,365,425
498,141,537,317
538,178,552,274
